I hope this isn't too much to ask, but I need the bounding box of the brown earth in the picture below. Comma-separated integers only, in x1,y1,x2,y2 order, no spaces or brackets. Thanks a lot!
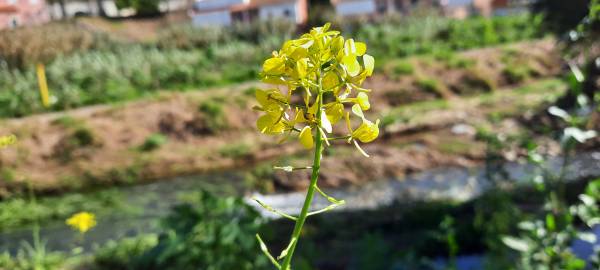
0,40,567,197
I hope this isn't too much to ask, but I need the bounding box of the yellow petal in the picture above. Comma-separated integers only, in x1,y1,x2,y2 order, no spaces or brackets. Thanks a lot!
344,39,356,56
363,54,374,76
263,57,286,75
299,126,313,149
322,71,340,90
352,119,379,143
355,42,367,56
325,102,344,124
257,114,285,135
357,92,370,111
297,58,309,78
342,55,360,77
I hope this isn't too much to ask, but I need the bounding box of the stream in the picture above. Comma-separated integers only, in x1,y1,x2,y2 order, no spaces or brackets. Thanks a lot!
0,151,599,267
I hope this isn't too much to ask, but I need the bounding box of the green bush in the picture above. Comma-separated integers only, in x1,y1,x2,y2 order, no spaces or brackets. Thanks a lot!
94,235,159,270
94,190,269,270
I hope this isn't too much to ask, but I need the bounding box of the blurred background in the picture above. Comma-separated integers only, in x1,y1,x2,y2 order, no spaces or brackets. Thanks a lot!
0,0,598,269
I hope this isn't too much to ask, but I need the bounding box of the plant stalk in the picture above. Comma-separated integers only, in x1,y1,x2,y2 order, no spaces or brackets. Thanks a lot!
280,92,324,270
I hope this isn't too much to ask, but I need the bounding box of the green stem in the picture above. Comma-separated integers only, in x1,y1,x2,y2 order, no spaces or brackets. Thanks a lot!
280,92,324,270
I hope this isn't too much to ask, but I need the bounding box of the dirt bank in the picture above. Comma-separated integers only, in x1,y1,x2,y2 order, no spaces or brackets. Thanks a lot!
0,41,565,197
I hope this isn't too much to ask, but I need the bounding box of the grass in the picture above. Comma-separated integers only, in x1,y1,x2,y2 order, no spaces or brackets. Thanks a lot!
139,133,168,152
0,188,136,231
219,142,252,158
416,77,443,96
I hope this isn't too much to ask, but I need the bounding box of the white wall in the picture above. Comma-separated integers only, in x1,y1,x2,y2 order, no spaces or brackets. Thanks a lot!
192,10,231,26
259,2,298,23
194,0,245,10
335,0,375,16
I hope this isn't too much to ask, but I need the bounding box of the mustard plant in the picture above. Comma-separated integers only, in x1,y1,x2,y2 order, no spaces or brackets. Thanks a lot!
253,23,379,270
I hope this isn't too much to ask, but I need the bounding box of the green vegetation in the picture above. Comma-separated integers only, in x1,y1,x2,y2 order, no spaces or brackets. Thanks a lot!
385,60,415,78
139,133,168,152
354,14,543,59
93,191,268,269
219,142,252,159
198,99,228,133
0,14,544,118
0,189,130,231
416,77,443,96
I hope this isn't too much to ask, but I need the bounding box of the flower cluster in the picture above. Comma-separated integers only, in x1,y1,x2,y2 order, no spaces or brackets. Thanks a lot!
255,23,379,156
66,211,97,233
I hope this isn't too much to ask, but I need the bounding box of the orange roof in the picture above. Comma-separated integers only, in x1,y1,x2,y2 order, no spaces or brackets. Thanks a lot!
0,4,18,13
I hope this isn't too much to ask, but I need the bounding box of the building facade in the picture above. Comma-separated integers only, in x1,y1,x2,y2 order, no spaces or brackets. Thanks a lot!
191,0,307,26
0,0,49,30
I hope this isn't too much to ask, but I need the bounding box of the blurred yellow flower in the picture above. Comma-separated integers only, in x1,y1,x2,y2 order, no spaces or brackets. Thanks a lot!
66,212,96,233
0,135,16,148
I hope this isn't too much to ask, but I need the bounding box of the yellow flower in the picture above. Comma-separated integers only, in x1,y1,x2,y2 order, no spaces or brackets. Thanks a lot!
299,126,313,149
256,23,378,151
0,135,16,148
352,119,380,143
66,212,96,233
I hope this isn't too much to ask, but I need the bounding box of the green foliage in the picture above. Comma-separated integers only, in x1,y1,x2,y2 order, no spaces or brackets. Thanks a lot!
0,228,65,270
502,65,532,84
219,142,251,158
0,14,542,118
94,235,159,270
0,189,128,231
139,133,168,152
416,77,442,96
357,14,542,59
385,60,415,78
198,99,228,132
101,190,269,270
114,0,160,15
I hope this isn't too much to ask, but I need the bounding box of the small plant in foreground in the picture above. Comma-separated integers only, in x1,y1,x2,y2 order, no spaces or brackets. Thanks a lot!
252,23,379,270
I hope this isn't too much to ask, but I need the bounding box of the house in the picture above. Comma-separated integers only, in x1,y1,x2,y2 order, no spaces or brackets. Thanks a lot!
190,0,307,26
439,0,492,18
331,0,440,18
491,0,532,16
0,0,49,29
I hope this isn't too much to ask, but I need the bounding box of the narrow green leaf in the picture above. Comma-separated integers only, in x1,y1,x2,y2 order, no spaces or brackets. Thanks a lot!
256,234,281,269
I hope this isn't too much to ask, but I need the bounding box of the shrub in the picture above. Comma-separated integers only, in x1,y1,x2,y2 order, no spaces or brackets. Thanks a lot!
94,235,159,270
100,191,269,270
